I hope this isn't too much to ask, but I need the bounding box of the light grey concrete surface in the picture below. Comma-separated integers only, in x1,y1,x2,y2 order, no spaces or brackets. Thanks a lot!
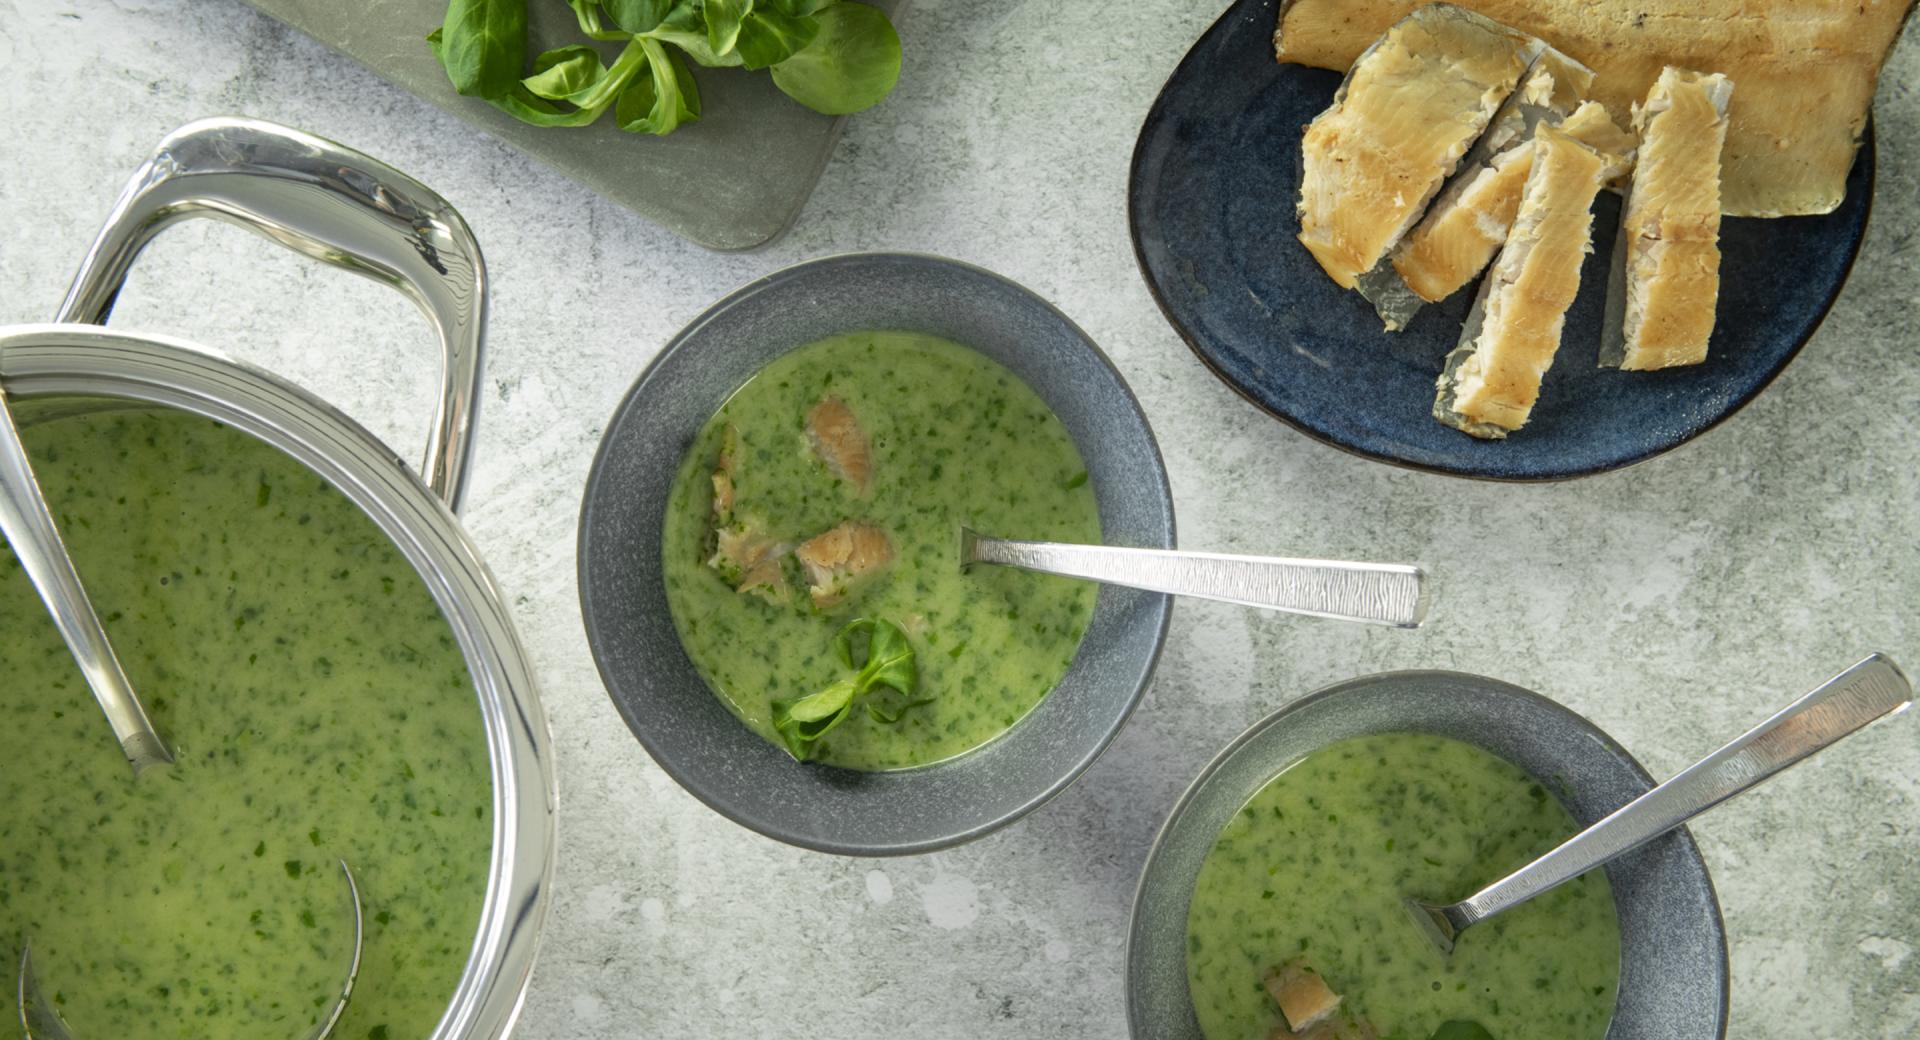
2,2,1916,1038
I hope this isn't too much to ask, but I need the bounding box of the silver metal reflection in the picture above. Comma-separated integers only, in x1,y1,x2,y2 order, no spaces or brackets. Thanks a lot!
1410,654,1912,954
962,528,1428,628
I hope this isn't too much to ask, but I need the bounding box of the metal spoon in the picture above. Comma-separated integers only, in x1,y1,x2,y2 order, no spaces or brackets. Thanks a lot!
0,384,170,773
960,529,1428,628
19,859,364,1039
6,389,363,1036
1408,653,1913,954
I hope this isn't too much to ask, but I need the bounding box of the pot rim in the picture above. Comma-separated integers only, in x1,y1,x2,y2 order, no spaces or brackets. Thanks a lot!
0,323,556,1040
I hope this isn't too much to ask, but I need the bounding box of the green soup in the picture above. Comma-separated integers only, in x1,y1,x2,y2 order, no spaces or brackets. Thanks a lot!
662,331,1101,770
1186,733,1620,1040
0,405,492,1039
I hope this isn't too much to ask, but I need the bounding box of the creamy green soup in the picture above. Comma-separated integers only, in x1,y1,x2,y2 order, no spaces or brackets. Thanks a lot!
0,404,492,1039
662,331,1101,770
1186,733,1620,1040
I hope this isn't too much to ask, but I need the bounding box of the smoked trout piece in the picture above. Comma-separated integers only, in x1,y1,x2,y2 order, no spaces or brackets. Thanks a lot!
1273,0,1912,217
1561,102,1637,187
1601,67,1733,371
806,396,873,495
708,521,793,605
795,521,894,609
1434,126,1609,438
1295,3,1539,290
709,423,738,523
1359,55,1582,330
1387,95,1632,320
1366,60,1580,328
1263,961,1343,1033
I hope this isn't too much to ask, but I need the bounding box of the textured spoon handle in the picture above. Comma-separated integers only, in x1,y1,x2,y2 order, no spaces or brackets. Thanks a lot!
962,531,1427,627
0,388,171,774
1452,655,1912,929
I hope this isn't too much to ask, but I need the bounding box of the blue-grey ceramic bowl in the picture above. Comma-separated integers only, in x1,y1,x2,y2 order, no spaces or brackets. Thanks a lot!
578,252,1175,855
1129,0,1872,481
1128,671,1730,1039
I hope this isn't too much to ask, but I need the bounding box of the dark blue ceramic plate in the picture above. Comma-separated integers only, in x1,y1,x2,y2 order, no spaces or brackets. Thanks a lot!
1130,0,1874,481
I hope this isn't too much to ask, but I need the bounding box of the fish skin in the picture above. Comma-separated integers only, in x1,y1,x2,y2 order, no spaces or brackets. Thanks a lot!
1296,3,1539,290
1602,67,1732,371
1391,98,1632,311
1435,125,1609,438
806,397,873,495
795,521,894,610
1387,62,1570,311
1394,143,1538,304
1273,0,1912,217
1357,47,1591,330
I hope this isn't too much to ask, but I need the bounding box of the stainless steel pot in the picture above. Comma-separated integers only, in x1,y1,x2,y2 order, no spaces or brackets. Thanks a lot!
0,118,554,1040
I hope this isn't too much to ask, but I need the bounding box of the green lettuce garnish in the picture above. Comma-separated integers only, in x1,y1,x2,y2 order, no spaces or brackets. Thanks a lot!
771,617,927,761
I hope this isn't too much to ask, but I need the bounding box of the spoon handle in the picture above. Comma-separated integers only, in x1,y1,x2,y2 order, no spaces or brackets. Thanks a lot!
1449,655,1912,930
961,531,1427,627
0,389,171,773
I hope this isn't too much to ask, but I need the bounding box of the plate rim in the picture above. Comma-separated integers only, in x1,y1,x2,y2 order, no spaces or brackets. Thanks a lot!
1126,0,1877,483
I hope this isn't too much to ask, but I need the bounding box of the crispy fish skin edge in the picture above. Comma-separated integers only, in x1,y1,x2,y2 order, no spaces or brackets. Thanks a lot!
1356,44,1592,331
1301,3,1543,292
1599,70,1734,370
1433,270,1514,439
1434,129,1606,438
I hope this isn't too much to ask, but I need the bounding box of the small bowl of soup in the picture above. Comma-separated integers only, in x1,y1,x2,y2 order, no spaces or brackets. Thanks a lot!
1128,671,1729,1040
578,252,1174,854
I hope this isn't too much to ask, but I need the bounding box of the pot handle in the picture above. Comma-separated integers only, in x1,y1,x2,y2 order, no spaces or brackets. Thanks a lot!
53,117,485,513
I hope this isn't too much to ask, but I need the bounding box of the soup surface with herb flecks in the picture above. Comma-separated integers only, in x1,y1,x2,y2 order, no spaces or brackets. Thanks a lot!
0,404,492,1039
662,331,1101,770
1186,733,1620,1040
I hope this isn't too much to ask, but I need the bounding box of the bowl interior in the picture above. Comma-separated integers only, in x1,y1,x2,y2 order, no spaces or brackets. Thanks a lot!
1127,671,1728,1040
578,252,1175,855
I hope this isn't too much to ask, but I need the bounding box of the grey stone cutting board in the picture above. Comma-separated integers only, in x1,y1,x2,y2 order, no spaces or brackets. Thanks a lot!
241,0,898,250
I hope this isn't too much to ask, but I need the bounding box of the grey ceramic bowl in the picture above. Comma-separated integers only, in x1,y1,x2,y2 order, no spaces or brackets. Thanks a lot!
1128,671,1730,1039
578,252,1175,855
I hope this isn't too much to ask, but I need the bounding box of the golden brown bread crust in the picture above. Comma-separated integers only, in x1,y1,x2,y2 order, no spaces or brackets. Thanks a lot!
1273,0,1911,216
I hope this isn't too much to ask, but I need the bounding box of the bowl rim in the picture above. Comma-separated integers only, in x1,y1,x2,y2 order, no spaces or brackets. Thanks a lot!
1125,668,1732,1039
576,249,1177,855
1125,0,1875,484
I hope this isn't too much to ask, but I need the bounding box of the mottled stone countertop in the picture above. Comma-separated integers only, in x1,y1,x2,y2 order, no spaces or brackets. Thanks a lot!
3,2,1916,1037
